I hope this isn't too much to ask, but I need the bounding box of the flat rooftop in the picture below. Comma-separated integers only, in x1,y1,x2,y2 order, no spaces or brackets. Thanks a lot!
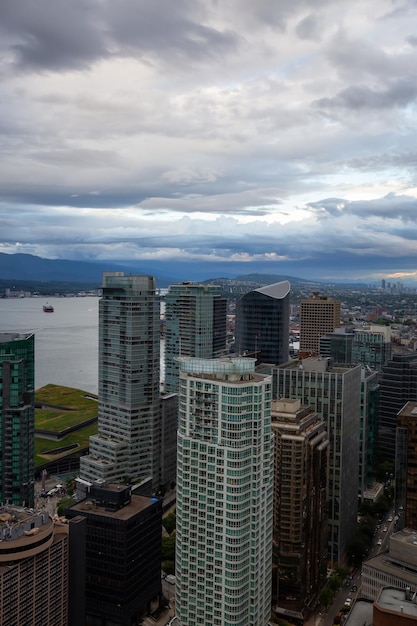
377,587,417,618
68,492,160,520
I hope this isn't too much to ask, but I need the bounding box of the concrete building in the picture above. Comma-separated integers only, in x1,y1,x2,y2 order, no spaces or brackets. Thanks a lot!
164,282,227,394
175,357,274,626
299,293,341,358
344,590,417,626
396,401,417,528
361,529,417,601
378,352,417,465
235,280,290,365
80,273,161,488
0,332,35,507
0,505,70,625
270,399,329,620
273,358,362,565
66,483,162,626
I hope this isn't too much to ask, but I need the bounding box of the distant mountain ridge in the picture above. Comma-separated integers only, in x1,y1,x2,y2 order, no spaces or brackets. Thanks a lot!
0,253,317,289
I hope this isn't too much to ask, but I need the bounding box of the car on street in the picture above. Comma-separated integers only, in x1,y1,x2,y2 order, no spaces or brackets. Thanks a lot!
351,585,358,593
344,598,352,608
377,539,382,545
383,526,387,532
387,516,393,522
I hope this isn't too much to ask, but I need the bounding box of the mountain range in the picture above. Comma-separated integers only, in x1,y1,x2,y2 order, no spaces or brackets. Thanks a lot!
0,253,316,289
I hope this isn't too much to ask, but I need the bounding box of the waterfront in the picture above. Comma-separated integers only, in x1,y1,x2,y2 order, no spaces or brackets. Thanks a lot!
0,297,99,393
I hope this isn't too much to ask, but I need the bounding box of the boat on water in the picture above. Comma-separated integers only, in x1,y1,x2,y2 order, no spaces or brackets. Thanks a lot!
43,304,54,312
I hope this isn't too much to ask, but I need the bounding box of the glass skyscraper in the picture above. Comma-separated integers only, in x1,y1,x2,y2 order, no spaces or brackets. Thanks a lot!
235,281,290,365
175,357,273,626
80,273,161,487
0,332,35,507
164,282,227,394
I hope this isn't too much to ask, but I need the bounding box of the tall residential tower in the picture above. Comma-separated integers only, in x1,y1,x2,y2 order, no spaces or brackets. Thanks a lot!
80,273,161,488
175,357,274,626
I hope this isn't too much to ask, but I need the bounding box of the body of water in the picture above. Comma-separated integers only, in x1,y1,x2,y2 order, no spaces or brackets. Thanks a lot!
0,297,99,393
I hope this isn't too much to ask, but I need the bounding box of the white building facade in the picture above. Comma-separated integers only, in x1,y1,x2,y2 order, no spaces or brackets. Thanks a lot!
175,357,274,626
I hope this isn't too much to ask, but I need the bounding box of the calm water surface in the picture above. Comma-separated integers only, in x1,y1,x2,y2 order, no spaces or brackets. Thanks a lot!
0,297,99,393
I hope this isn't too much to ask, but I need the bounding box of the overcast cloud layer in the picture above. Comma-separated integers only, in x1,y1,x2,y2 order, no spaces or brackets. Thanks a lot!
1,0,417,283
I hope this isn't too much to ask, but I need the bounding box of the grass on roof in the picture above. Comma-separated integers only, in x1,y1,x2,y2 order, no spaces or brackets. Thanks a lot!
35,384,98,431
35,423,98,466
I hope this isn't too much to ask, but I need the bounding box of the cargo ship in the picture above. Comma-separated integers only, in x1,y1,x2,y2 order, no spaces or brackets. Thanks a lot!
43,304,54,312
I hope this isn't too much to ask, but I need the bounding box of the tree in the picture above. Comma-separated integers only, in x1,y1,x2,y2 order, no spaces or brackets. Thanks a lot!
163,510,176,534
162,534,176,561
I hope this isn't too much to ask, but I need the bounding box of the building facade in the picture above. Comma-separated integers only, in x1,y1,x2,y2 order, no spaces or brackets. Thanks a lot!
80,273,161,488
396,401,417,528
235,280,290,365
351,325,392,371
271,399,329,619
359,368,380,497
164,282,227,394
378,352,417,465
175,357,274,626
0,332,35,507
66,483,162,626
361,529,417,601
273,358,362,565
299,293,341,358
0,505,69,625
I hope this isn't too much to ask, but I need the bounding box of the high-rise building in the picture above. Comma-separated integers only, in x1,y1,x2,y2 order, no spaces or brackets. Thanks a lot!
378,352,417,465
66,483,162,626
235,280,290,365
352,325,392,371
274,358,361,565
175,357,274,626
164,282,227,394
80,273,161,488
0,505,70,625
271,399,329,619
0,332,35,507
396,401,417,528
299,293,341,358
319,327,354,364
360,369,380,497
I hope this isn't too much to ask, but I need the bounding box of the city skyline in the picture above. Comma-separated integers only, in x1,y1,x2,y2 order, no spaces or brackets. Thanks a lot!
1,2,417,283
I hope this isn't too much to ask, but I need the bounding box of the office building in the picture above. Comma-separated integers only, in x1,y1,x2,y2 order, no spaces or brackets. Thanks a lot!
235,280,290,365
319,327,354,364
299,293,341,358
0,332,35,507
271,399,329,619
164,282,227,394
352,325,392,370
66,483,162,626
274,358,361,564
80,273,161,488
159,392,178,488
175,357,274,626
359,369,380,497
378,352,417,465
396,401,417,528
0,505,69,625
361,529,417,601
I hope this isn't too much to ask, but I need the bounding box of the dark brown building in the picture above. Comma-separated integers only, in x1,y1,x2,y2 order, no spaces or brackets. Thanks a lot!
66,483,162,626
396,401,417,529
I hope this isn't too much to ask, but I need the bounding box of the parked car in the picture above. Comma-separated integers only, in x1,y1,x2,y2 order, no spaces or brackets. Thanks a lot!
377,539,382,545
344,598,352,608
383,526,387,532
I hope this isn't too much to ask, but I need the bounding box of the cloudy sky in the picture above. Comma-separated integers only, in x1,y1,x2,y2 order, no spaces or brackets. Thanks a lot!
1,0,417,283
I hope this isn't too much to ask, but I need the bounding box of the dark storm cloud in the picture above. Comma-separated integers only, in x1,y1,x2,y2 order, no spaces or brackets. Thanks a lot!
307,194,417,221
0,0,239,73
314,79,417,111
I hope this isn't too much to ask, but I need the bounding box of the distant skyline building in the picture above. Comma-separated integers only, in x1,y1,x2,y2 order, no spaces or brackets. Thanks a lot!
175,357,274,626
66,483,162,626
271,399,329,619
274,358,362,565
299,293,341,358
377,352,417,465
164,282,227,394
235,280,290,365
80,273,161,488
0,332,35,507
